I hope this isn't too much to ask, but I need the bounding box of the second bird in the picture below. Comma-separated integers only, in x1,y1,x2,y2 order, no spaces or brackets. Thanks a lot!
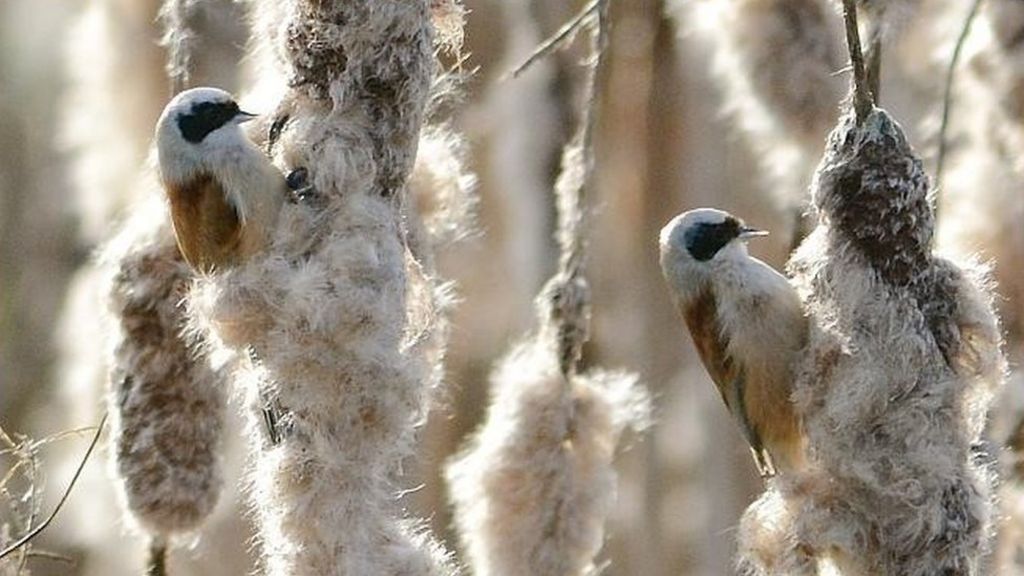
155,87,287,273
659,208,807,477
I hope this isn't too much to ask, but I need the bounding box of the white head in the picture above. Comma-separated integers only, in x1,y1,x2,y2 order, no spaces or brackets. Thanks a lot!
659,208,769,293
155,87,257,184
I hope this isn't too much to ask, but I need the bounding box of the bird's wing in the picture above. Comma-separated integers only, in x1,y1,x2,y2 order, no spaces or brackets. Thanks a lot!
682,286,775,477
166,172,242,273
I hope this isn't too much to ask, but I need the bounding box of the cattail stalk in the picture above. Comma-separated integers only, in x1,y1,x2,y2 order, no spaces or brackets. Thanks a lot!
843,0,874,122
188,0,460,573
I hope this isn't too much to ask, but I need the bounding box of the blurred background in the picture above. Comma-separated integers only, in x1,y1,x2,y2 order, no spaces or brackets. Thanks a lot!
0,0,1020,574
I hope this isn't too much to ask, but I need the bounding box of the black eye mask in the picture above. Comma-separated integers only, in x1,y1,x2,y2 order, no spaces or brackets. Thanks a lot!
178,100,241,144
684,217,742,261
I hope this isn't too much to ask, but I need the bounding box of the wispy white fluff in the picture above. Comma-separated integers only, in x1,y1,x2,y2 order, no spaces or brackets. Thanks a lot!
406,125,478,261
447,327,650,576
936,7,1024,572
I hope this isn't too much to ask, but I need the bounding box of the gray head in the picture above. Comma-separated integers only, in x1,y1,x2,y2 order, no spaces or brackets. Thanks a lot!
156,87,256,182
660,208,768,264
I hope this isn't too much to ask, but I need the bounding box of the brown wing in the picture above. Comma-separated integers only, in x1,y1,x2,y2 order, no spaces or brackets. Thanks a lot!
681,286,775,477
165,172,242,273
682,286,738,409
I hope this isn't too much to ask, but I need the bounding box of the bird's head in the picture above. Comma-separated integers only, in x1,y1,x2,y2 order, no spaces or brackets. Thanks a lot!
659,208,768,293
156,87,257,183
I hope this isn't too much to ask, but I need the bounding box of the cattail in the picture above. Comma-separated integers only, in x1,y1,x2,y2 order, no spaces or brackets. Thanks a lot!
103,193,227,543
187,0,460,573
678,0,844,240
446,316,649,576
744,106,1006,575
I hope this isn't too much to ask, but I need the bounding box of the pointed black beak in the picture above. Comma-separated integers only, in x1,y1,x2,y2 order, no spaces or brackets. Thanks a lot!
236,110,258,123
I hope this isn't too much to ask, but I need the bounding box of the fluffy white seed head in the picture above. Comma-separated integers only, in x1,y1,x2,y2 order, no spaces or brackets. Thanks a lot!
183,0,463,573
447,334,649,576
102,192,226,537
758,107,1007,575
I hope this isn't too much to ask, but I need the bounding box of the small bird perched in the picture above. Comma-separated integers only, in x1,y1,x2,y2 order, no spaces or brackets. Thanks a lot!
155,87,286,273
659,208,807,477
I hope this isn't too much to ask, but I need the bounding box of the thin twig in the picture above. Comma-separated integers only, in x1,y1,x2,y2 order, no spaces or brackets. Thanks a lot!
505,0,605,80
0,413,107,561
842,0,873,122
935,0,984,199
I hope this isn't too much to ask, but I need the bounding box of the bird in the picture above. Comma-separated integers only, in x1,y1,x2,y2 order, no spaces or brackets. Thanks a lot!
155,87,287,274
659,208,808,477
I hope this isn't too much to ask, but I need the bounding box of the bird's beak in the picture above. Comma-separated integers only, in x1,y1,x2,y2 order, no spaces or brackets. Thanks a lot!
235,111,258,124
738,226,769,240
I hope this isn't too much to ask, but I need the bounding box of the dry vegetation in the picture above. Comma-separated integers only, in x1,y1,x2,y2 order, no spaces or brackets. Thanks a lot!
0,0,1021,575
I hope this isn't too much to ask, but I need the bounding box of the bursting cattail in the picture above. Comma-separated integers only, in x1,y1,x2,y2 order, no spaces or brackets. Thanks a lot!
104,193,226,539
749,107,1006,575
446,312,650,576
187,0,460,573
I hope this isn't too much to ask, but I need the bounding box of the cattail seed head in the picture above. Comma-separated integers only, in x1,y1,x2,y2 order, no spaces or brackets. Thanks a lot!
104,194,226,537
447,331,649,576
766,105,1006,575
